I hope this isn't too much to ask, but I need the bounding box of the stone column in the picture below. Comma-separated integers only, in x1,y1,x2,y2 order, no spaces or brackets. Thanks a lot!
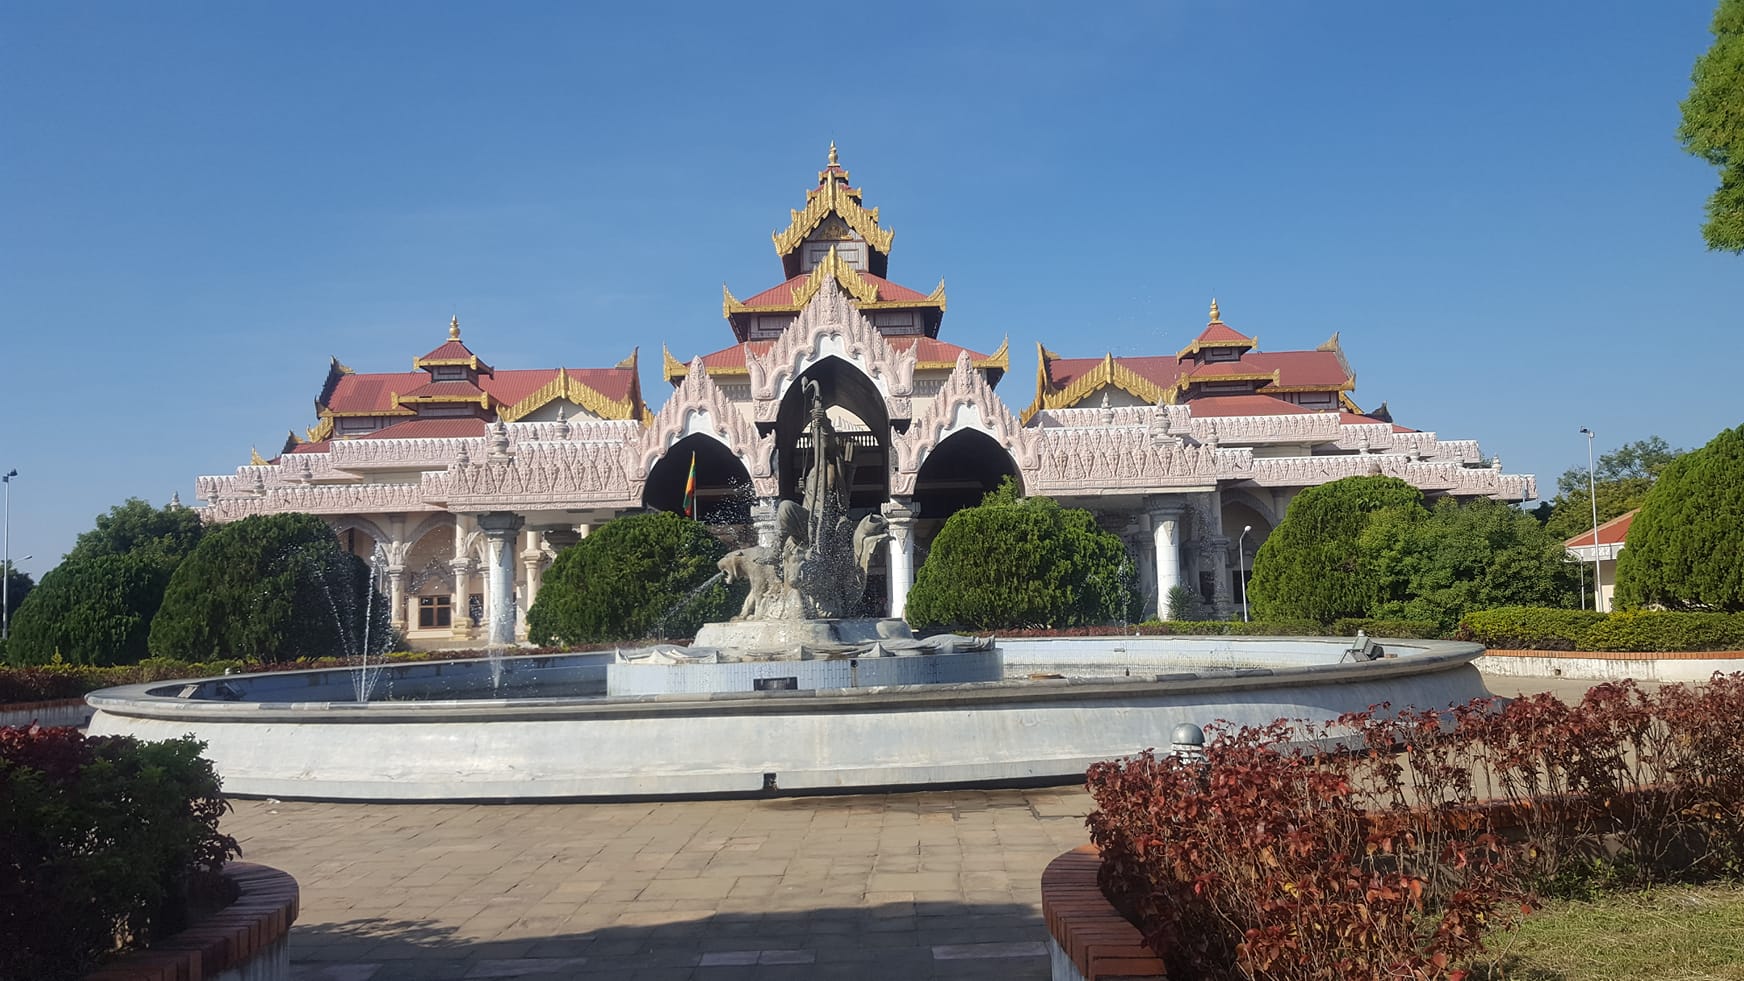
882,500,920,620
448,557,474,641
751,498,780,550
386,565,407,634
520,529,545,614
1151,508,1183,617
1202,536,1232,617
476,512,525,648
1126,515,1157,619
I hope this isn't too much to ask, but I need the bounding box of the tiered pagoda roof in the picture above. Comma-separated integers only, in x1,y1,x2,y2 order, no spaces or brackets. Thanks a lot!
1021,300,1385,425
284,318,648,456
717,144,947,345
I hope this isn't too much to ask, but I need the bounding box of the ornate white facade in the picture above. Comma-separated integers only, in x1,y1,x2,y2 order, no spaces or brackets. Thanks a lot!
196,151,1536,644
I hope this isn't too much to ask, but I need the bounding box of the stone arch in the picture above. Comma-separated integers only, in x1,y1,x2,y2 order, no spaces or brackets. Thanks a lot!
774,355,890,511
913,429,1023,523
639,357,777,498
328,516,389,561
643,432,756,525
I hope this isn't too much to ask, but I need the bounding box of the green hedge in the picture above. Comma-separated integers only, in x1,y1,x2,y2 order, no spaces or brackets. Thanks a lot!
1330,618,1446,640
0,726,240,979
1458,607,1744,652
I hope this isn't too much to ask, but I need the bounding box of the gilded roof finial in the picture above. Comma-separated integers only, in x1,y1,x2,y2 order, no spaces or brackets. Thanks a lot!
1208,298,1222,324
828,141,839,167
449,315,461,341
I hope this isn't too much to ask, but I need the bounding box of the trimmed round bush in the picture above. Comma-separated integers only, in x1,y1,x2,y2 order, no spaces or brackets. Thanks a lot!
905,491,1134,631
1248,476,1425,625
148,512,386,663
527,512,735,644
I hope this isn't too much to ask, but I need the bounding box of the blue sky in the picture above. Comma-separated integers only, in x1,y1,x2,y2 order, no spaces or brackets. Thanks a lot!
2,1,1738,579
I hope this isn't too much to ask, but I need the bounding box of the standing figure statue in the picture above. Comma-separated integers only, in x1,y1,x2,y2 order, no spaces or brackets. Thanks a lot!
718,381,889,620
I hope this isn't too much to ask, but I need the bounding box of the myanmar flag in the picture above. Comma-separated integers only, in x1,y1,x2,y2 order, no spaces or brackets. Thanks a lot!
682,452,697,517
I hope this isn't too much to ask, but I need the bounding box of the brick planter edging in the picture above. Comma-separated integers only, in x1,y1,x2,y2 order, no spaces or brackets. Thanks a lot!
84,862,300,981
1041,845,1167,981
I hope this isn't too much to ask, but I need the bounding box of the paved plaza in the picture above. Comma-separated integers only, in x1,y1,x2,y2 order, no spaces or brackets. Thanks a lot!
228,674,1598,980
232,786,1094,980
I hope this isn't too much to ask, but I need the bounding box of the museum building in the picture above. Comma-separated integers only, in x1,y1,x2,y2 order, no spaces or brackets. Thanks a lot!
195,147,1536,646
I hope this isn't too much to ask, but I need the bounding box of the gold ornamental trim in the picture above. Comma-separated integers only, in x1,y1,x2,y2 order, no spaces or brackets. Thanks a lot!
912,335,1008,373
1339,392,1364,415
724,248,945,319
771,175,894,257
495,366,643,423
305,417,335,442
1020,350,1174,424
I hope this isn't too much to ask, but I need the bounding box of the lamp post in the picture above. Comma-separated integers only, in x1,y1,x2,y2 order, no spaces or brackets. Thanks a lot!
1578,429,1602,612
2,469,15,641
1238,524,1253,622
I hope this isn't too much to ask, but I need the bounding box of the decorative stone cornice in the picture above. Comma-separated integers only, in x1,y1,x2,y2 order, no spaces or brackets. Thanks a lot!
428,439,641,511
890,353,1038,496
745,280,917,423
637,356,778,497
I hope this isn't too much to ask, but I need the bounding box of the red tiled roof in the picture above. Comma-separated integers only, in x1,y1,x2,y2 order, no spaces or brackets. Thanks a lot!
1247,350,1351,389
737,272,933,308
1565,508,1637,549
288,440,330,454
480,369,564,406
1192,322,1255,346
1183,395,1318,417
417,340,477,363
356,418,491,440
1044,356,1184,390
324,372,426,414
400,380,487,400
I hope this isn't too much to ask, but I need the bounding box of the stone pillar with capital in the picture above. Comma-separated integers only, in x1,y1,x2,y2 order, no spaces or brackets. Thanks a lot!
1151,507,1183,617
386,565,408,634
882,500,920,620
476,512,525,647
520,528,546,635
448,557,475,640
1201,536,1233,617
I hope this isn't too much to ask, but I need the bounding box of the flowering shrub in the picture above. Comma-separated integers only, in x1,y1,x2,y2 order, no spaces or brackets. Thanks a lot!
0,725,240,979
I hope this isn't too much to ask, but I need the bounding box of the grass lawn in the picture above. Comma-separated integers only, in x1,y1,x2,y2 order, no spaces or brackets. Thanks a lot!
1469,883,1744,980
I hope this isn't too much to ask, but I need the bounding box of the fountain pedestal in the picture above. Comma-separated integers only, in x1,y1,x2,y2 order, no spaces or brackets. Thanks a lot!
691,617,912,651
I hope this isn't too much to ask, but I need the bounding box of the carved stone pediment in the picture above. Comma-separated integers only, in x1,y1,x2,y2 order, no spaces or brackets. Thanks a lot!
638,356,778,497
889,352,1037,496
746,281,917,416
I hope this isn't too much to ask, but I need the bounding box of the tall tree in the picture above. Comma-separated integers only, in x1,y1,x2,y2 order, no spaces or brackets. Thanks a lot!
64,497,205,565
1,561,33,630
7,552,175,666
1678,0,1744,253
1543,436,1682,542
1362,497,1582,631
1614,423,1744,612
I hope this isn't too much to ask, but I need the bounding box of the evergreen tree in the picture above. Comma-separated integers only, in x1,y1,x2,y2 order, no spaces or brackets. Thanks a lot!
7,552,175,665
1678,0,1744,253
64,497,205,565
527,512,734,645
1614,423,1744,611
148,512,386,662
905,484,1134,631
1247,476,1425,625
1542,436,1681,542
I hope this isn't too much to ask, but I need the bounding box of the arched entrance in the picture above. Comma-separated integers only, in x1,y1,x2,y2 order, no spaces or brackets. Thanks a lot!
643,433,754,525
1221,499,1274,611
774,356,890,512
911,429,1023,571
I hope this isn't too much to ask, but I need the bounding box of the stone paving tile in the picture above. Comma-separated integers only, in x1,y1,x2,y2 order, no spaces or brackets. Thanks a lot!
231,786,1094,980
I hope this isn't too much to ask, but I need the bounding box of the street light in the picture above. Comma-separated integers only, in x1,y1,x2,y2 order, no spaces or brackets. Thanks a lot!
1578,429,1602,612
1238,524,1253,622
2,469,15,641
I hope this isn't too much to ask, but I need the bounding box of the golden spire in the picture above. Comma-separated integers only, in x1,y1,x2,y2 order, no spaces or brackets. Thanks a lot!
1208,298,1222,324
448,315,461,341
828,141,839,167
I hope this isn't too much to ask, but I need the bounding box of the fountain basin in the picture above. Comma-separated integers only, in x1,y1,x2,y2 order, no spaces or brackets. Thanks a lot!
85,636,1491,801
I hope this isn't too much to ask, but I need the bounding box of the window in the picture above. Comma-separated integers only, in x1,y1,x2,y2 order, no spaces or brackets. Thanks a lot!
432,367,467,382
418,596,452,628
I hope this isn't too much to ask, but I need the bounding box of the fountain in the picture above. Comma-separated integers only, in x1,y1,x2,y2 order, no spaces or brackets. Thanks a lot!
84,390,1496,800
